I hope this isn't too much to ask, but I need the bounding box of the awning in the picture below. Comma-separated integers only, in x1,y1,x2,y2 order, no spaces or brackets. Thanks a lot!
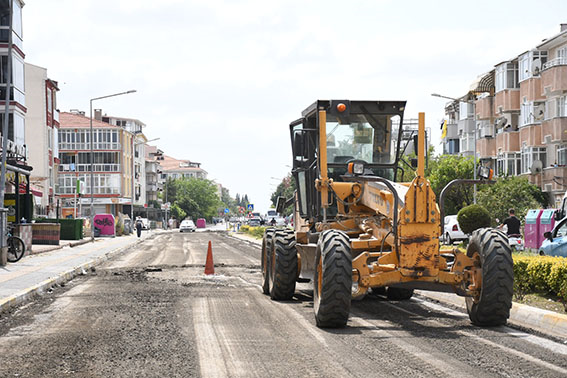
469,71,494,94
18,183,43,197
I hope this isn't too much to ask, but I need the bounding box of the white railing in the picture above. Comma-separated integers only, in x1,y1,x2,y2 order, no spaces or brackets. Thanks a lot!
543,57,567,70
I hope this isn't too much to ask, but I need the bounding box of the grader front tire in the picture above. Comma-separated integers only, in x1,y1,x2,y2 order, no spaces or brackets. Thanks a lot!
314,230,352,328
261,228,275,295
269,230,297,300
465,228,513,326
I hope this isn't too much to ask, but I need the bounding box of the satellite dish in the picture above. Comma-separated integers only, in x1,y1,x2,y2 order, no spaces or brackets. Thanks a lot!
495,117,507,128
530,160,543,174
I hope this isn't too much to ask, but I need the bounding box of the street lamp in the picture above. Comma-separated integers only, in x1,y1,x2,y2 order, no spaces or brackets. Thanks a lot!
431,93,478,203
90,90,136,241
132,137,159,225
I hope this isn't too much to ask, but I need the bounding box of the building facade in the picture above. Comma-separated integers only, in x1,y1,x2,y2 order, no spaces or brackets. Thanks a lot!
160,155,207,181
97,110,147,213
441,24,567,207
57,111,133,217
24,63,60,216
145,145,163,205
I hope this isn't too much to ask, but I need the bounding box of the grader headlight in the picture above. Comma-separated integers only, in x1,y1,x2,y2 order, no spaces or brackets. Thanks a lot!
347,161,365,175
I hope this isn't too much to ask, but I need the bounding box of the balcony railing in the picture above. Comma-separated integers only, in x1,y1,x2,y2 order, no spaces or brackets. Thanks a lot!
59,164,120,172
543,57,567,70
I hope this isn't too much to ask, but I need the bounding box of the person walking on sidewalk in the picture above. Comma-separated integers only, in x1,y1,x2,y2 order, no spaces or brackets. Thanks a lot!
135,217,143,238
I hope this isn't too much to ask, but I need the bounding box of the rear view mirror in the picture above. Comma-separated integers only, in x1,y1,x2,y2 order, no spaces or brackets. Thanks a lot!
413,135,418,156
544,231,552,241
410,158,418,168
276,196,286,214
293,132,305,159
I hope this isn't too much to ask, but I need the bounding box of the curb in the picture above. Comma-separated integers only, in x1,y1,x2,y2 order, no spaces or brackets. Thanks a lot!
227,232,567,340
0,233,158,314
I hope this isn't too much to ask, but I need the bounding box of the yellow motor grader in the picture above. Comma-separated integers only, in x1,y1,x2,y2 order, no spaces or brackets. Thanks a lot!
261,100,513,328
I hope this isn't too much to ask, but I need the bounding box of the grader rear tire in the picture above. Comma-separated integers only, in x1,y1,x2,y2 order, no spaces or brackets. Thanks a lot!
314,230,352,328
269,229,297,300
261,228,275,295
465,228,513,326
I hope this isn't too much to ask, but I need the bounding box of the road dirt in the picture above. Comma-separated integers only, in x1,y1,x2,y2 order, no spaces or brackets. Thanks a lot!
0,231,566,377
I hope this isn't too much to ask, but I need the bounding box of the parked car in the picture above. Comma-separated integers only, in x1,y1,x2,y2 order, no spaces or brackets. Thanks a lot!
179,219,196,232
249,217,263,227
443,215,468,245
539,217,567,257
265,209,285,226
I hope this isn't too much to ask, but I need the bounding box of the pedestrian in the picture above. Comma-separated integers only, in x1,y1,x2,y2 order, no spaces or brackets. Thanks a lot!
270,217,276,227
135,217,143,238
499,208,521,236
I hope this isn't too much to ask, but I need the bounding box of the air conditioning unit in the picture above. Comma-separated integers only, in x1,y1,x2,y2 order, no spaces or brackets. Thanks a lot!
544,135,552,144
544,183,553,192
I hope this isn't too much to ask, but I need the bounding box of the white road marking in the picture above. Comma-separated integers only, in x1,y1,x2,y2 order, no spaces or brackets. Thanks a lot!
349,313,479,376
192,297,230,378
414,297,567,356
383,299,567,374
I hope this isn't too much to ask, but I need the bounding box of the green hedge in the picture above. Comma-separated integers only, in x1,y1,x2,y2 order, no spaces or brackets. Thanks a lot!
239,225,267,239
514,255,567,311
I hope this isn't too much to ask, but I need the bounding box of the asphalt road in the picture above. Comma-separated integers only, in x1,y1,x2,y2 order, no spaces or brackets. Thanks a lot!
1,231,566,377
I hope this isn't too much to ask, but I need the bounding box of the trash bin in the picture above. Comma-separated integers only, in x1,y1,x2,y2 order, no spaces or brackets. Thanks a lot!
524,209,542,249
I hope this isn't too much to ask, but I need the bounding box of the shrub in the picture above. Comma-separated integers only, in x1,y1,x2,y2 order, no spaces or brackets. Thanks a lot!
526,257,555,293
457,204,491,235
547,259,567,294
513,256,531,300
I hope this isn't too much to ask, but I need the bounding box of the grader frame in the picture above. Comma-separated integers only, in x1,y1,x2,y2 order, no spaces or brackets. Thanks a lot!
262,100,513,328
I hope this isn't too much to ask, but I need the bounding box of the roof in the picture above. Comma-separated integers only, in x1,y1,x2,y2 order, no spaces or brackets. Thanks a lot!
160,155,206,173
537,28,567,50
60,112,122,129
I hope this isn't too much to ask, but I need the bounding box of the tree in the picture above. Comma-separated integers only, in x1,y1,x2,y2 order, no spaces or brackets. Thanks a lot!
221,187,238,214
476,176,548,225
170,203,186,220
428,155,475,215
397,146,438,183
171,178,221,221
270,174,296,216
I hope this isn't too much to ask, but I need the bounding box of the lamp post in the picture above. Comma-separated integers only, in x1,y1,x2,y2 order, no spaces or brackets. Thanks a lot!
90,90,136,241
431,93,477,204
131,137,159,226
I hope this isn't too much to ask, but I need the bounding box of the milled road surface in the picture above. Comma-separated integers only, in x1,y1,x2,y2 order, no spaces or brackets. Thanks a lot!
1,231,566,377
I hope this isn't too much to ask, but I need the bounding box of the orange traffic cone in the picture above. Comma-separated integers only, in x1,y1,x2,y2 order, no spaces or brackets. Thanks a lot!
204,240,215,275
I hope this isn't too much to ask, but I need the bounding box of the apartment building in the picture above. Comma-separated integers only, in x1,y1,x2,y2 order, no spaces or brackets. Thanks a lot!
145,145,163,205
441,24,567,207
24,63,60,217
57,111,133,217
97,110,147,214
160,155,207,180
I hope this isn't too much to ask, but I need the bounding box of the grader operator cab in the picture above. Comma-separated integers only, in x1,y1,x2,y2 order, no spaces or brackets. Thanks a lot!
262,100,513,328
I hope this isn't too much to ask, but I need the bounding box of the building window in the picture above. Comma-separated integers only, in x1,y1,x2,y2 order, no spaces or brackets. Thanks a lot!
558,96,567,117
497,152,521,176
57,173,120,195
459,102,473,120
519,50,548,82
558,144,567,166
521,146,547,174
495,62,519,92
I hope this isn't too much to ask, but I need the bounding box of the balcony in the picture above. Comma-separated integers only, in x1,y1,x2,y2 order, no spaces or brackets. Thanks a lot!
541,118,567,142
541,59,567,95
54,110,60,123
519,77,545,102
519,124,542,146
495,130,520,152
543,166,567,191
475,97,494,120
145,163,158,173
445,122,458,139
146,183,158,192
494,90,520,113
458,118,475,134
477,138,496,159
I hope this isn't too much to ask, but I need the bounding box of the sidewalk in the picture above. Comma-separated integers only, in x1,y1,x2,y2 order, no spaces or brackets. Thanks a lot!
228,231,567,341
0,230,161,313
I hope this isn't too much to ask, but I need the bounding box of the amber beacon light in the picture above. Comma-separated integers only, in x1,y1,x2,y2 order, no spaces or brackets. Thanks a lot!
336,103,346,112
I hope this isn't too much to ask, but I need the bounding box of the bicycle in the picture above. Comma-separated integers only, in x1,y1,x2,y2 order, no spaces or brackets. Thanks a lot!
6,227,25,263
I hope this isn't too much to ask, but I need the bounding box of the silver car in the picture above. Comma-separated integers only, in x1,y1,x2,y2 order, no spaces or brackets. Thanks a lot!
179,219,196,232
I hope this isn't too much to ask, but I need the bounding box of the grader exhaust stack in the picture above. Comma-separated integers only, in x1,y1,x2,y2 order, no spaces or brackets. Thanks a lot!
262,100,513,328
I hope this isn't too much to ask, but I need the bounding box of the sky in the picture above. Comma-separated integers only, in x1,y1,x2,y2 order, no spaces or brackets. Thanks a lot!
23,0,567,213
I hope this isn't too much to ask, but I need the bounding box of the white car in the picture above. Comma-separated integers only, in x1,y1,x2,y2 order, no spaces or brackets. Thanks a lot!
179,219,196,232
443,215,468,245
265,209,286,226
